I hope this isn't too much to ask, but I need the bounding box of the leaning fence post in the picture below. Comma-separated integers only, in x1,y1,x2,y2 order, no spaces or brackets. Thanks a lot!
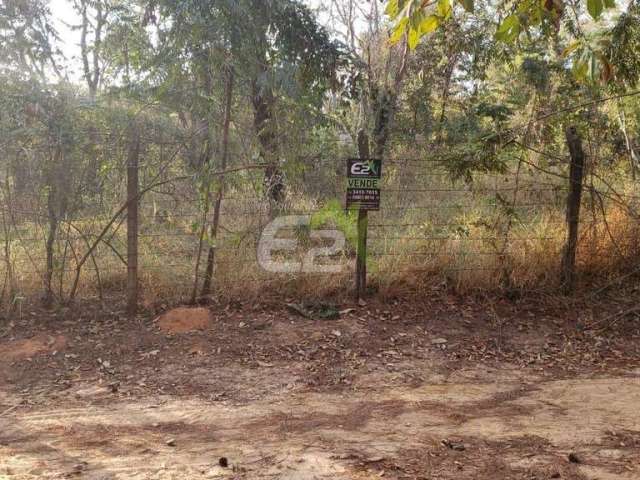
127,124,141,316
561,126,585,294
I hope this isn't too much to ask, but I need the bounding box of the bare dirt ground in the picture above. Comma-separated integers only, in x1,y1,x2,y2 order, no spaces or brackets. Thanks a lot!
1,290,639,479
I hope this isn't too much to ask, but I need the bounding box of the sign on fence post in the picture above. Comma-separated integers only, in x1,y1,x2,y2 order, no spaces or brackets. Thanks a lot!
346,158,382,211
348,131,382,299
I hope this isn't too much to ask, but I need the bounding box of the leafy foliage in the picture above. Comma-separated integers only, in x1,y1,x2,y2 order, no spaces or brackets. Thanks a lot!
384,0,627,84
0,0,62,78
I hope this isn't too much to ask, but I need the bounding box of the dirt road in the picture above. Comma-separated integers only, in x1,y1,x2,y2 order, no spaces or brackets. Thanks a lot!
0,297,639,479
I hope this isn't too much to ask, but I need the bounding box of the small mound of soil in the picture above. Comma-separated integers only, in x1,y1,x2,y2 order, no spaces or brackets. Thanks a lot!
156,307,212,334
0,334,67,361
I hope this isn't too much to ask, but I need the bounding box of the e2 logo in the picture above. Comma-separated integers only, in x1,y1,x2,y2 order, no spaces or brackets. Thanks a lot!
350,162,372,175
257,216,346,273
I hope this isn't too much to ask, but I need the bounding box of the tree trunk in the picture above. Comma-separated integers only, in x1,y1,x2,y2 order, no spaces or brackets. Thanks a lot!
372,87,397,158
0,176,16,312
43,140,72,306
79,0,105,100
44,170,59,307
617,105,638,180
10,152,28,198
202,67,234,296
561,126,586,294
251,74,284,204
371,39,408,158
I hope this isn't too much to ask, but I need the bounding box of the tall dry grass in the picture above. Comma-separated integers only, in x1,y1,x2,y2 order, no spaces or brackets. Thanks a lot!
2,163,639,307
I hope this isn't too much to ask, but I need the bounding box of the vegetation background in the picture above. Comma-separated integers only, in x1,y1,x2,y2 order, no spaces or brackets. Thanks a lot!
1,0,640,311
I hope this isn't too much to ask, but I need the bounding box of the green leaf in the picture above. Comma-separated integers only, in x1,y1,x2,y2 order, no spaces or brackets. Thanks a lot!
603,0,615,8
419,15,440,34
587,0,604,19
495,15,521,42
589,51,597,80
572,48,590,81
409,11,425,31
408,28,420,49
390,17,408,44
458,0,474,13
385,0,400,18
562,41,581,57
437,0,452,19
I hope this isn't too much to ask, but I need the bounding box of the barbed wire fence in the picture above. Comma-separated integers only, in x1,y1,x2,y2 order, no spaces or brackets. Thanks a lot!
1,102,640,313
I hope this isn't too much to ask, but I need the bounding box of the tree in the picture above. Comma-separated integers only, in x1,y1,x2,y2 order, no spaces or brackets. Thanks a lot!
120,0,347,205
0,0,64,79
72,0,113,99
384,0,640,85
217,0,347,202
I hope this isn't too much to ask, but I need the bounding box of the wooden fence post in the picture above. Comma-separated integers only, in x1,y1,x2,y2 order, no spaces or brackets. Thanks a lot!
356,130,370,300
127,125,140,316
561,126,585,294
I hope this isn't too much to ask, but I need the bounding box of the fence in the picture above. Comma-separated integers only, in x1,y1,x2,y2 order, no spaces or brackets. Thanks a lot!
1,118,640,312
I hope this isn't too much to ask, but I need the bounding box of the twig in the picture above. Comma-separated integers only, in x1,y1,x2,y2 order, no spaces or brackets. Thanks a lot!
0,403,22,417
501,90,640,143
585,306,640,331
590,265,640,297
593,189,625,260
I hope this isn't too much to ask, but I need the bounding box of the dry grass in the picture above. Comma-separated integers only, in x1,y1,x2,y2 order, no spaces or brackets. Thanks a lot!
2,166,640,307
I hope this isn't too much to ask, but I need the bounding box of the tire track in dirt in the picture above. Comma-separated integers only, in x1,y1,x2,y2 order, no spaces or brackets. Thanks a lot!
1,375,639,479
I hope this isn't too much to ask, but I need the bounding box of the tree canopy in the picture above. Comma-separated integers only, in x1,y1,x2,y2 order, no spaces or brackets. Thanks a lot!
385,0,640,85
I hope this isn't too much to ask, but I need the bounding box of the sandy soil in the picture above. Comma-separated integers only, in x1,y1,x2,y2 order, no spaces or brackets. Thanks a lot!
0,294,639,479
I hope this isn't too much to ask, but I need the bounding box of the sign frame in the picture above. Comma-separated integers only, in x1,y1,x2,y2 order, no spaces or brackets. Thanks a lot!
346,158,382,211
